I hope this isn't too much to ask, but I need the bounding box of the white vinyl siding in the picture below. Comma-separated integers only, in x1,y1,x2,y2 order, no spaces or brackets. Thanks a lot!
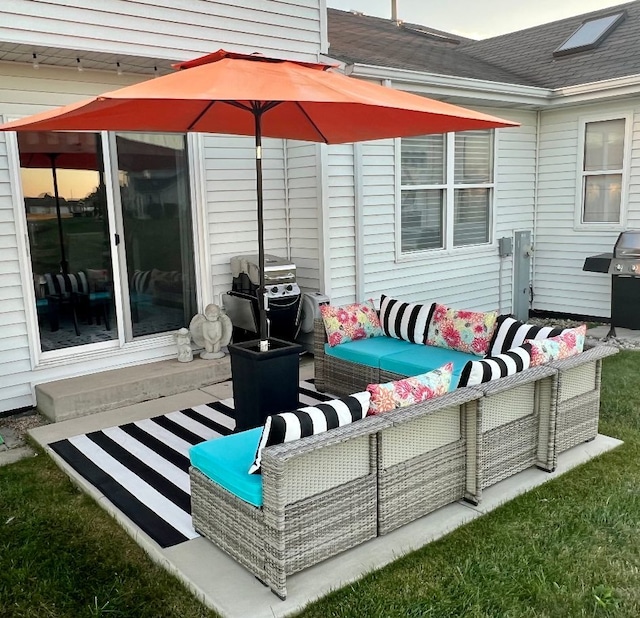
533,101,640,318
325,143,356,305
205,134,287,304
324,108,535,314
0,0,322,62
287,140,321,293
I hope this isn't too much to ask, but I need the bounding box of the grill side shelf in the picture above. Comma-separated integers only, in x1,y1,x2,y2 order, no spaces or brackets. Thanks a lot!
583,253,612,274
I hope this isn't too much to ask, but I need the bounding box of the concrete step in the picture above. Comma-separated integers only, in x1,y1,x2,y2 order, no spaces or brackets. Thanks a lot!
36,356,231,422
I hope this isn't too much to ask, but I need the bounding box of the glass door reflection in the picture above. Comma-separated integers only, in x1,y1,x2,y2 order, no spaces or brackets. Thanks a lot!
115,133,196,338
19,131,117,352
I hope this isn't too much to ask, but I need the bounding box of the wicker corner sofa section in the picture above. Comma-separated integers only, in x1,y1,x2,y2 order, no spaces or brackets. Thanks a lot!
190,323,617,600
190,414,389,600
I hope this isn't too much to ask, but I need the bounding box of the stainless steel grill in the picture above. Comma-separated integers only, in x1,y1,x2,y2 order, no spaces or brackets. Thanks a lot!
223,254,301,342
583,231,640,333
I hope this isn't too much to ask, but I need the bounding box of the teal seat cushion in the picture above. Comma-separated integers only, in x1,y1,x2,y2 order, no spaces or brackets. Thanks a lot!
379,345,479,389
325,337,414,368
189,427,263,507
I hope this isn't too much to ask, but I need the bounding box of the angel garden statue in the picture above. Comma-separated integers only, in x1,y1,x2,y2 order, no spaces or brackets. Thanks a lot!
189,303,233,360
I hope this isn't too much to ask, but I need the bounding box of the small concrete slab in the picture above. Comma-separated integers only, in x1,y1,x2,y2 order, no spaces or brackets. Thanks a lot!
200,381,233,400
36,356,231,422
29,389,216,445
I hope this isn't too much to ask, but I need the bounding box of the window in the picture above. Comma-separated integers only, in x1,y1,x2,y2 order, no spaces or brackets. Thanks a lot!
579,118,626,225
554,12,625,57
400,130,494,254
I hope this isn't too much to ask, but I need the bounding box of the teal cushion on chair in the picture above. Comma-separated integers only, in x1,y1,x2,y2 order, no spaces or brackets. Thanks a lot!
189,427,263,507
379,345,478,389
325,337,413,368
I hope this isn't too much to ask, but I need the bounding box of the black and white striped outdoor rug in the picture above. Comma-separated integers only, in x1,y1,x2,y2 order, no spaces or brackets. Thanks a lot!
49,380,330,548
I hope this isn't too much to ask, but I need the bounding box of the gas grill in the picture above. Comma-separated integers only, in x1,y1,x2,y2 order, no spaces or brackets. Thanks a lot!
583,231,640,334
223,254,301,342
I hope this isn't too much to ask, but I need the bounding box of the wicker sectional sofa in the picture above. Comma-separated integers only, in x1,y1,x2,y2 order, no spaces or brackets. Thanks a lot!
314,318,618,499
189,320,616,600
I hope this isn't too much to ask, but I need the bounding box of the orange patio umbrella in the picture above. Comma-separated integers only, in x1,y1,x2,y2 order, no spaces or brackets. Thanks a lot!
1,49,518,348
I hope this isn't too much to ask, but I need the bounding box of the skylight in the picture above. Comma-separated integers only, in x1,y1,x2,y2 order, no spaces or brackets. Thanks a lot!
554,11,625,57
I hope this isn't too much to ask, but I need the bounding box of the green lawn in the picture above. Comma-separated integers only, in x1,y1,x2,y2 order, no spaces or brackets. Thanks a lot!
1,353,639,617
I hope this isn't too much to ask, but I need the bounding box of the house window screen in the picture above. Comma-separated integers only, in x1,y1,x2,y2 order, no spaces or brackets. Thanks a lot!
582,119,625,223
401,129,494,254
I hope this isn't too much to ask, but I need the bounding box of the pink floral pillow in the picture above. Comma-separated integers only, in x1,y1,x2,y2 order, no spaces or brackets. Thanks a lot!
426,304,498,356
320,299,383,347
366,362,453,415
526,324,587,367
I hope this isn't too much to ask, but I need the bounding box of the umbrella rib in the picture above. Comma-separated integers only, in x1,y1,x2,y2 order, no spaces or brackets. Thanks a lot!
294,102,328,143
187,100,218,131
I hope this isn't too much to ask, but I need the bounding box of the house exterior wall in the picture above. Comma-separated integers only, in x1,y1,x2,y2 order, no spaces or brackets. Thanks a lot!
325,142,357,305
324,107,538,313
0,0,322,61
0,1,324,413
286,140,323,293
205,134,289,303
533,97,640,318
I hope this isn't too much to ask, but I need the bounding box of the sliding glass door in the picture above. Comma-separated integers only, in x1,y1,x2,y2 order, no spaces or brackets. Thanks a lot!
17,130,198,352
115,132,197,339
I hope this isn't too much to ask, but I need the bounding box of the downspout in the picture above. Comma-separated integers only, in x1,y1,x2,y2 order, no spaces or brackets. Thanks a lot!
531,109,541,312
283,139,291,261
354,142,364,301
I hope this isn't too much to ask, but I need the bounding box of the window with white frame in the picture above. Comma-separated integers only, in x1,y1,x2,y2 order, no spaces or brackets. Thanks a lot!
400,130,494,254
580,118,626,224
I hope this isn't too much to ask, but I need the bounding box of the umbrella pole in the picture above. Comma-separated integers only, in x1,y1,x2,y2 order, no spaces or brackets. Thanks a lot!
254,106,269,350
49,153,68,275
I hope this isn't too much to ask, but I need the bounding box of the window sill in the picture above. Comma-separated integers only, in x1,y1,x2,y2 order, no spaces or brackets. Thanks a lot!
573,222,625,233
396,242,496,263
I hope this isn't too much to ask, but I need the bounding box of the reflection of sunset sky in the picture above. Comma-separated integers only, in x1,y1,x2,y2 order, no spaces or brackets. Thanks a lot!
20,168,100,199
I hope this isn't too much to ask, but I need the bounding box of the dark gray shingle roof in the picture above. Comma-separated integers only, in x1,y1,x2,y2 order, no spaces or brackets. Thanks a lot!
461,1,639,88
328,2,640,89
327,9,539,87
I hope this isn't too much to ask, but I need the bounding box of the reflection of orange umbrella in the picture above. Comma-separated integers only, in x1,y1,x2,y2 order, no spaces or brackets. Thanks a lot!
18,132,181,274
2,49,518,347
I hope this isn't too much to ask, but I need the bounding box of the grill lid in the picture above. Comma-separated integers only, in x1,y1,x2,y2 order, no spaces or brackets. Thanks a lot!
614,230,640,258
583,230,640,275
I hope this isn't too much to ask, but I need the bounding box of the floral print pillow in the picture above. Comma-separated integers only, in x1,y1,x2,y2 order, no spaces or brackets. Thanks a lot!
526,324,587,367
366,362,453,415
320,299,383,347
426,304,498,356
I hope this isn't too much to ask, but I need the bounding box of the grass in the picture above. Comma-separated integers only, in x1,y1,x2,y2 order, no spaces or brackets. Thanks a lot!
1,353,639,617
0,455,218,618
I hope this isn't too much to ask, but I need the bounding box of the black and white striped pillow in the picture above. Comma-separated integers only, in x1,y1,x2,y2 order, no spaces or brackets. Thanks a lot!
248,391,371,474
131,269,153,294
458,343,532,388
379,294,434,344
44,272,90,297
487,315,564,356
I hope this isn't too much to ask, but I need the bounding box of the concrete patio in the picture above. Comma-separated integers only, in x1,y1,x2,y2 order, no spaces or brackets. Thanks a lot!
26,355,623,618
